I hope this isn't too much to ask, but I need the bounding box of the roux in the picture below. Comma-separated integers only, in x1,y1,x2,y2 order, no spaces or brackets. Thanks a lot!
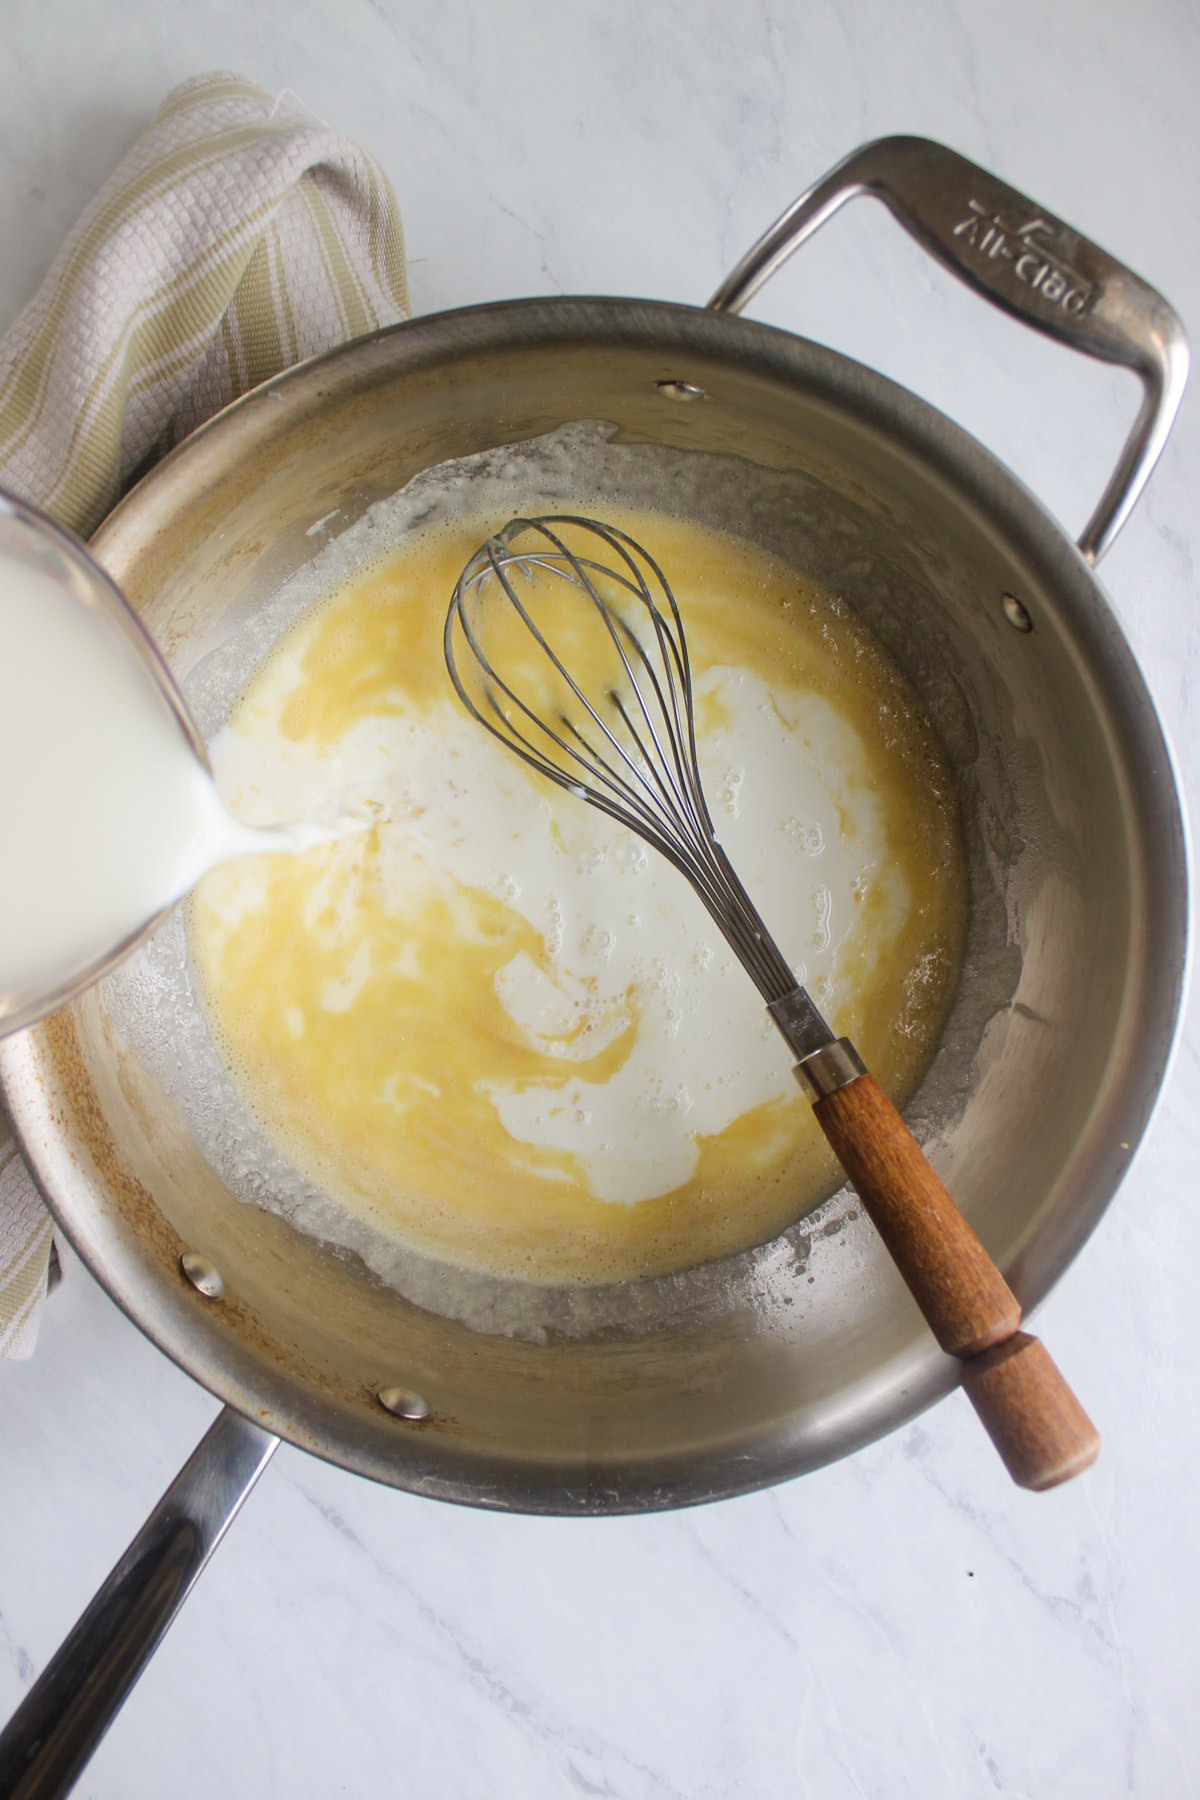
189,507,967,1285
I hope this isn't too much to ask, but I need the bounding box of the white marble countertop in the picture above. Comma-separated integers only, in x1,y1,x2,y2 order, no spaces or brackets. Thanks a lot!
2,3,1198,1796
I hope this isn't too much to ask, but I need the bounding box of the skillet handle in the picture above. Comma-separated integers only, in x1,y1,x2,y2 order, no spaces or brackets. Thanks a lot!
708,134,1188,564
0,1406,279,1800
806,1063,1099,1490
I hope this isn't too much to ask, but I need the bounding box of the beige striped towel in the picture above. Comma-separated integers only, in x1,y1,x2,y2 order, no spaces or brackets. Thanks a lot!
0,70,409,1356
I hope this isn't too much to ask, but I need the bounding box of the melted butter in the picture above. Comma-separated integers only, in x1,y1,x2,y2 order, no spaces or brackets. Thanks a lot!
189,508,966,1284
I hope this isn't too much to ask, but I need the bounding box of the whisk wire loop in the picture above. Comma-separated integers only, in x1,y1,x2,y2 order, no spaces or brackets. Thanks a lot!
444,515,803,1002
491,520,707,845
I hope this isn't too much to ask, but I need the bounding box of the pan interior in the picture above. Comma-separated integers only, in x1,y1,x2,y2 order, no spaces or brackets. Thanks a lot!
3,309,1174,1509
100,422,985,1343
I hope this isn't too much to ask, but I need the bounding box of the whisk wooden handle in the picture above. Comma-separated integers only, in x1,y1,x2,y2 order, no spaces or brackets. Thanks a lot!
812,1071,1099,1490
813,1072,1018,1356
960,1333,1100,1490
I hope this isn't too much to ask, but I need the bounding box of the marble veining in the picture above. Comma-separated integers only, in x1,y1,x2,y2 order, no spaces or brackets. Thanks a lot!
2,0,1199,1794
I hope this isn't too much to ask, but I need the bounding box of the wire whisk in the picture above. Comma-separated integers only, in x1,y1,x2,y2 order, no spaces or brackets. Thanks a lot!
443,512,1099,1490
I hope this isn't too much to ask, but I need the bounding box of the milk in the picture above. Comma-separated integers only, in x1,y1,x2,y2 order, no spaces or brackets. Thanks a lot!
204,664,892,1206
0,543,340,1027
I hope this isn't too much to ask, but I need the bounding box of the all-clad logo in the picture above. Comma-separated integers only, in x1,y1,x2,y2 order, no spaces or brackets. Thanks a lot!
952,198,1095,316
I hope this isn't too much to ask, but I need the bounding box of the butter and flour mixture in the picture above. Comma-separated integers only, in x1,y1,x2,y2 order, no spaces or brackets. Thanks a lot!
188,506,966,1285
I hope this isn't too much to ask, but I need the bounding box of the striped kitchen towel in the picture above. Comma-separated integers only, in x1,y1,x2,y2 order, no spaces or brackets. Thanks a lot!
0,70,409,1356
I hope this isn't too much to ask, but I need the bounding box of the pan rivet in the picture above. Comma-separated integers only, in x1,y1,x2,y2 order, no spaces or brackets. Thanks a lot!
657,379,706,402
377,1385,431,1421
1001,593,1033,632
179,1252,224,1299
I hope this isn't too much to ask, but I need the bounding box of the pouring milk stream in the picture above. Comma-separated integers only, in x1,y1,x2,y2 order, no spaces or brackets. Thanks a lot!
0,497,352,1033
